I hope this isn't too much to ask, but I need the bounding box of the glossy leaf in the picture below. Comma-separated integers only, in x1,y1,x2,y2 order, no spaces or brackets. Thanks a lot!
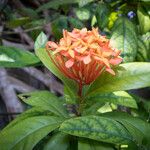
137,4,150,34
110,17,137,62
0,46,40,68
0,116,64,150
3,107,54,131
19,91,69,118
86,63,150,96
75,8,90,21
136,38,148,62
43,132,69,150
86,91,138,109
60,115,133,144
51,16,68,40
68,17,84,29
35,47,77,97
78,138,114,150
101,112,150,148
34,32,48,50
78,0,95,7
6,17,30,28
36,0,78,12
64,86,78,104
95,3,110,30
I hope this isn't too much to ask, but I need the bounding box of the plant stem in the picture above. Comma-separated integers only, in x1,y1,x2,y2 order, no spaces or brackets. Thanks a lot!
77,82,84,116
78,82,82,97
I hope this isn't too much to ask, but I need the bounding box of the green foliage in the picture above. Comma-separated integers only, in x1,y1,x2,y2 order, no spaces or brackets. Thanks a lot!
137,4,150,34
87,63,150,96
60,115,133,145
1,0,150,149
95,3,110,30
110,17,137,62
6,17,31,28
78,138,114,150
75,8,91,21
19,91,69,118
0,116,64,150
34,32,48,50
43,132,69,150
51,16,68,40
87,91,138,108
136,38,149,61
36,0,79,12
0,46,40,68
35,33,78,98
101,112,150,149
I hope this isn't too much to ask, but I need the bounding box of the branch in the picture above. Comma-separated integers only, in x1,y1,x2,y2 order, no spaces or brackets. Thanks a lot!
8,76,36,93
0,68,24,119
22,67,63,94
14,27,34,49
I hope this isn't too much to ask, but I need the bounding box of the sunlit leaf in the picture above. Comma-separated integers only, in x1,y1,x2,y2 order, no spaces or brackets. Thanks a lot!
137,4,150,34
87,63,150,96
60,115,133,145
0,116,64,150
110,17,137,62
19,91,69,118
0,46,40,68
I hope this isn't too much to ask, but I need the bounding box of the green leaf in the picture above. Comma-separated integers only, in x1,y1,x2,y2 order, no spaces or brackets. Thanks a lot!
68,17,84,29
78,0,95,7
141,32,150,55
36,0,78,12
136,37,149,62
86,62,150,96
64,86,78,104
0,46,40,68
34,32,48,50
51,16,68,40
86,91,138,109
83,102,105,115
139,0,150,1
21,8,39,19
60,115,133,145
137,4,150,34
75,8,91,21
19,91,69,118
35,47,78,98
3,107,54,131
78,138,115,150
101,112,150,148
110,17,137,62
95,3,110,30
6,17,30,28
43,132,69,150
0,116,64,150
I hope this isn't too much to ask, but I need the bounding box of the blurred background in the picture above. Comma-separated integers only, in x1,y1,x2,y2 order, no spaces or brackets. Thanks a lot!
0,0,150,129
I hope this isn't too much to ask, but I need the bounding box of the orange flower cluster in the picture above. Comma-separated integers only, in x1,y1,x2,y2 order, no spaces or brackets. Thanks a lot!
46,28,122,86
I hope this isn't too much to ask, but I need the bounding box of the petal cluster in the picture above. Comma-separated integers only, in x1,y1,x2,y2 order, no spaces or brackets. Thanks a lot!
46,28,122,85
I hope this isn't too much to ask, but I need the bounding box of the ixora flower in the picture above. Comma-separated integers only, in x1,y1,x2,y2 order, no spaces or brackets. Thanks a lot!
46,28,122,86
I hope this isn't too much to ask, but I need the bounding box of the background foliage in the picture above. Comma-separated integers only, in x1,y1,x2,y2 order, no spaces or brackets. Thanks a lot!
0,0,150,150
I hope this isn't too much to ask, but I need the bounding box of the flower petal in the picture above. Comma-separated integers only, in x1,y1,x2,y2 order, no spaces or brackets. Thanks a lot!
65,59,74,68
83,55,91,64
47,41,58,49
106,68,115,75
53,46,67,54
109,57,122,65
68,50,75,58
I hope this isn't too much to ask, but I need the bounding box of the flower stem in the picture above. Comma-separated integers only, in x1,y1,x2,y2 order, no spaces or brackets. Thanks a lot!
77,82,84,116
